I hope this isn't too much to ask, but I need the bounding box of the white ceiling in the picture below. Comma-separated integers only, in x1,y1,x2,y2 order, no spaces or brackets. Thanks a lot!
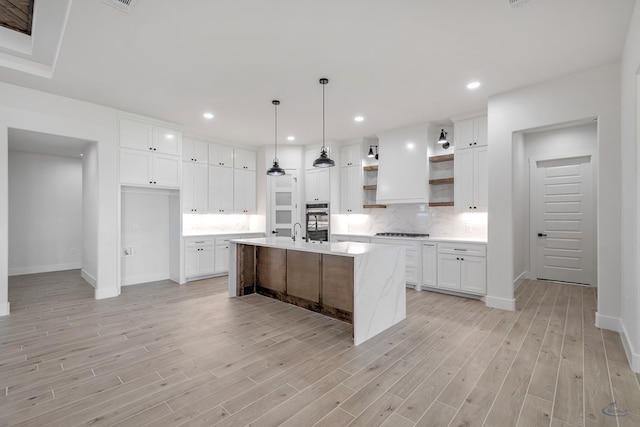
0,0,635,147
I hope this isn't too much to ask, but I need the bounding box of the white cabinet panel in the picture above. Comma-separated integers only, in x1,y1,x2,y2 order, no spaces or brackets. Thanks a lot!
460,256,487,294
306,168,330,202
215,244,230,273
422,242,437,288
153,154,181,187
340,166,362,213
209,165,234,213
454,145,487,212
454,115,487,149
183,162,208,213
120,119,153,152
234,148,256,171
153,127,182,156
120,148,152,185
340,143,362,167
437,253,463,290
233,169,256,214
209,143,234,167
183,138,208,164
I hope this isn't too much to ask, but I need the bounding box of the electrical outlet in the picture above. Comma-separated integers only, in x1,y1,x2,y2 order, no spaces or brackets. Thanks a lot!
122,246,133,257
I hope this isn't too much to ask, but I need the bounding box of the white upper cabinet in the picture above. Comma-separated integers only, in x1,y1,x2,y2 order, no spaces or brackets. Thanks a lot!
119,118,182,188
153,127,182,156
453,115,487,149
208,165,234,213
340,165,363,213
208,143,234,167
306,168,330,202
234,148,257,171
183,162,208,213
340,143,362,167
454,143,488,212
376,124,428,204
233,169,256,213
182,138,208,164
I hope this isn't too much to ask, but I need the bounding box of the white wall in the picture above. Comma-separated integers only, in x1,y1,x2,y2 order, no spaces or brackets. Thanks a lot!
487,63,621,317
0,81,119,314
8,151,83,275
512,122,598,285
620,1,640,371
82,143,99,287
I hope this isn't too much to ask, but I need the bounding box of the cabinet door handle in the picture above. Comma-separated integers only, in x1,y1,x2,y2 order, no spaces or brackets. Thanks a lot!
538,233,548,237
454,248,467,251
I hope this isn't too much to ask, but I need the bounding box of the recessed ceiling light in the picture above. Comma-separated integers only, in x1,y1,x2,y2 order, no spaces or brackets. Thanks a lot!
467,81,481,90
203,112,214,119
354,116,364,122
287,136,295,141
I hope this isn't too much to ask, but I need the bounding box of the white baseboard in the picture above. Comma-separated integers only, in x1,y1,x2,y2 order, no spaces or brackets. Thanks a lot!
8,262,82,276
95,286,119,300
0,302,10,317
121,272,170,287
485,295,516,311
620,321,640,373
81,269,97,288
595,312,620,332
513,271,533,290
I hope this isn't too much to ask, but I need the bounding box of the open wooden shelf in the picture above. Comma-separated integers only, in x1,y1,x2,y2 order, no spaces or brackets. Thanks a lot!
429,154,454,163
363,165,378,171
363,184,377,190
429,178,454,185
428,201,454,207
363,204,387,209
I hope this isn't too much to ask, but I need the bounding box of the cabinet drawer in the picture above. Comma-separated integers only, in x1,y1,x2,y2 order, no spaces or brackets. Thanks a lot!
185,238,214,247
405,250,419,268
215,237,231,246
406,266,418,284
438,242,486,257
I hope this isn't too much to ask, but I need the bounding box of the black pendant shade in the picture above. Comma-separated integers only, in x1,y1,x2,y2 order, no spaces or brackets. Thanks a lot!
267,100,286,176
313,78,335,168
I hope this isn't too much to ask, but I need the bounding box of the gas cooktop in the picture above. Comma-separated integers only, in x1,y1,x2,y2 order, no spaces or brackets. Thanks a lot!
375,232,430,238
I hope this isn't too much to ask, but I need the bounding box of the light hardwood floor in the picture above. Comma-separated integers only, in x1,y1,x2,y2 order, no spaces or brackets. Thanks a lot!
1,270,639,426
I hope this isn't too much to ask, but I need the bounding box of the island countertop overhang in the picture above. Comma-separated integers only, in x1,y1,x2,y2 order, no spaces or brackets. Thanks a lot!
230,237,400,257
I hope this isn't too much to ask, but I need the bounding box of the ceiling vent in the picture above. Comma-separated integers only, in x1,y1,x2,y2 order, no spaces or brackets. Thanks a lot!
102,0,137,13
508,0,531,7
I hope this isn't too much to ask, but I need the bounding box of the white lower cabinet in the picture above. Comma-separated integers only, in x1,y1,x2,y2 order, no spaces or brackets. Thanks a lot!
369,237,420,287
436,242,486,295
422,242,437,288
184,238,215,278
214,237,231,273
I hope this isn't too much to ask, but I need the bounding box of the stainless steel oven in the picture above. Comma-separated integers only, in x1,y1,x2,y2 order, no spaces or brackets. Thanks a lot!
305,203,330,242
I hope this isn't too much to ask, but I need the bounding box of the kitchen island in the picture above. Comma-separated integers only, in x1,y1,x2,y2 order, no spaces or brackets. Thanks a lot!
229,237,406,345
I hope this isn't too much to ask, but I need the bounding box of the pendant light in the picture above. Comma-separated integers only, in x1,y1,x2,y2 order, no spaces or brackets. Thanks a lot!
266,100,285,176
313,78,336,168
437,129,450,149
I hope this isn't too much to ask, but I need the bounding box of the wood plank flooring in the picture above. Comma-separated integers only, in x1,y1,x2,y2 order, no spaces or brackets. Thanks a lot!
1,270,639,426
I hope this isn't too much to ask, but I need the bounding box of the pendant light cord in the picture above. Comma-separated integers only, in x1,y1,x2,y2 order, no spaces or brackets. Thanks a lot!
274,102,278,160
322,82,325,151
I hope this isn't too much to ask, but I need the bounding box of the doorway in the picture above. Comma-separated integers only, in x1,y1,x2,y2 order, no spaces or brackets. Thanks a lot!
7,129,97,291
531,155,595,285
525,122,597,286
268,171,299,237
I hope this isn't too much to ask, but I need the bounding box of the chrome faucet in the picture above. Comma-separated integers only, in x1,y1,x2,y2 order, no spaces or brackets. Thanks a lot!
292,222,302,241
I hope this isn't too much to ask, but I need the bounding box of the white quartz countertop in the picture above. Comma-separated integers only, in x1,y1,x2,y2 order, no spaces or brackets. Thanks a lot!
334,233,487,244
231,237,402,257
183,231,265,238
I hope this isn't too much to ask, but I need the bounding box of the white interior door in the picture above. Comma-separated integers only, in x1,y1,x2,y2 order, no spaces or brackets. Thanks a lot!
269,172,298,238
533,156,595,285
